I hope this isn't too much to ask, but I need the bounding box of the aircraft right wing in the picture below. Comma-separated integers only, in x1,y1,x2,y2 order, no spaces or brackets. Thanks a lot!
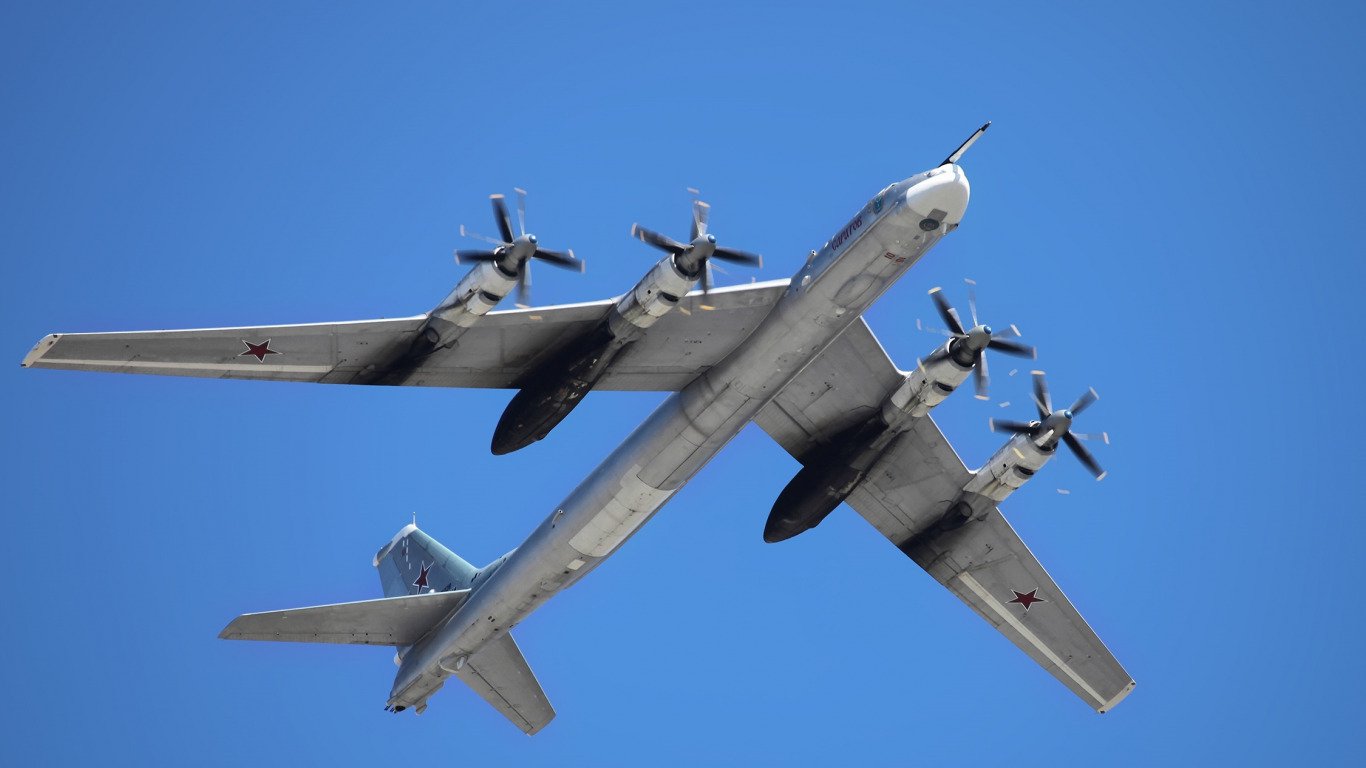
754,319,1136,712
21,280,789,391
454,631,555,735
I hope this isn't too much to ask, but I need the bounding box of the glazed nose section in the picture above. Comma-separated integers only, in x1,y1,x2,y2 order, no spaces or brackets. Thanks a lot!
904,165,971,229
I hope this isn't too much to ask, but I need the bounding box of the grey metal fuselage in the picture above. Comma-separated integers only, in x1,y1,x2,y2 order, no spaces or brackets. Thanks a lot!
389,165,972,711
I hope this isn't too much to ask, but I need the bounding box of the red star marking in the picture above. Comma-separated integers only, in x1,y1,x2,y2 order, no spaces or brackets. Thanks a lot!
239,339,279,362
413,562,431,591
1009,589,1046,611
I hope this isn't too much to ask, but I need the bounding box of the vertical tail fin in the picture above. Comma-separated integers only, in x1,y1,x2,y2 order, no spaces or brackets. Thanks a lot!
373,524,479,599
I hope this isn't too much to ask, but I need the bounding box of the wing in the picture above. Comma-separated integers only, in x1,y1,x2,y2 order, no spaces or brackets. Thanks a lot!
754,319,1135,712
218,590,470,646
21,280,788,391
454,631,555,735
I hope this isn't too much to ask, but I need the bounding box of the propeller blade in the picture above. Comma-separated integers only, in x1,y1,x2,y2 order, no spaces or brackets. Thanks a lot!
1032,370,1053,418
691,198,710,241
1069,387,1099,416
990,418,1035,435
454,249,501,264
992,324,1022,339
1073,431,1111,445
459,225,503,246
513,187,528,237
533,247,582,270
516,262,532,308
698,261,715,309
974,351,990,400
965,278,979,327
939,121,991,167
631,224,686,255
987,338,1037,358
1063,432,1106,479
490,194,515,244
927,287,966,336
917,318,955,338
712,246,763,267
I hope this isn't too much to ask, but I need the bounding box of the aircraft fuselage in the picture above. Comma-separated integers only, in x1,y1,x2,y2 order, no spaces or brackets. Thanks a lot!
388,165,973,712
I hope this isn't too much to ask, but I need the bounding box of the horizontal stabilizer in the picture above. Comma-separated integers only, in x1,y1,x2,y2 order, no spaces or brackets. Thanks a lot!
220,590,470,646
455,632,555,735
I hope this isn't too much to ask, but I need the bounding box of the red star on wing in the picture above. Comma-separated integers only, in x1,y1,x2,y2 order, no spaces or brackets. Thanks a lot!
1008,589,1046,611
412,562,431,591
239,339,280,362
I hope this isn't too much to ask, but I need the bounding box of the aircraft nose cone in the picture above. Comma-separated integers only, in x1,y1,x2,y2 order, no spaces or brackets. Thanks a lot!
905,165,970,227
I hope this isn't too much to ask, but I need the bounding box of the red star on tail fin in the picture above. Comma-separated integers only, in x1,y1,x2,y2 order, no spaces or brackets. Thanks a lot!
412,562,431,591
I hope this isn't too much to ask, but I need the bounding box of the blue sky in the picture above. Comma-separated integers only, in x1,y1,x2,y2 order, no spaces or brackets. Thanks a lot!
3,1,1362,764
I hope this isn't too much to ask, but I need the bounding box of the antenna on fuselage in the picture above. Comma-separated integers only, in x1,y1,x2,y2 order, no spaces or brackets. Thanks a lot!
939,121,992,167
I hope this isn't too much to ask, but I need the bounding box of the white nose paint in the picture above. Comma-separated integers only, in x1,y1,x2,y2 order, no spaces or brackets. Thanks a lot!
905,165,971,225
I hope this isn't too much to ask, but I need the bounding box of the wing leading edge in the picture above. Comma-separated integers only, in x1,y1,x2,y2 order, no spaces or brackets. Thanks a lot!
754,318,1135,712
21,280,789,391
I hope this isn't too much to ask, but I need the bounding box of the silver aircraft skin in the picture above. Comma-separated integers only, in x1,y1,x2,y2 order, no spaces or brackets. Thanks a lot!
386,161,971,713
23,125,1135,732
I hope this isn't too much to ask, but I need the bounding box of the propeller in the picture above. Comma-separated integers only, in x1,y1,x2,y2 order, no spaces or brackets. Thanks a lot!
990,371,1107,480
920,279,1036,399
455,188,583,307
631,191,762,307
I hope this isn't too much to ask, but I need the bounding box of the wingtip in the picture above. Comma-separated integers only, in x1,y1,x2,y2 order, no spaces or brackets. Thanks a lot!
1097,680,1136,713
21,334,59,368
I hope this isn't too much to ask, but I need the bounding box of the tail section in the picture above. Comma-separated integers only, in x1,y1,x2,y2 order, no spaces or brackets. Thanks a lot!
222,522,554,733
374,523,479,598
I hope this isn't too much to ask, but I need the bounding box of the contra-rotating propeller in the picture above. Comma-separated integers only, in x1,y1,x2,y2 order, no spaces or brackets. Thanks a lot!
990,371,1109,480
919,279,1036,399
455,188,583,307
631,191,762,306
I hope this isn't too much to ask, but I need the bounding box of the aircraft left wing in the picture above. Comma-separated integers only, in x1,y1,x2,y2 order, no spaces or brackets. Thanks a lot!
21,281,789,390
219,590,471,646
754,319,1136,712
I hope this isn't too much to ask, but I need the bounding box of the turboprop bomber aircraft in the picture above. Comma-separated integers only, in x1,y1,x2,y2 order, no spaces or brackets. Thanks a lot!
23,123,1135,732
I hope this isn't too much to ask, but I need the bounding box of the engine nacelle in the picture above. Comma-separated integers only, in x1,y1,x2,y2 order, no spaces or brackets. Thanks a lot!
963,432,1055,503
881,342,974,424
764,340,981,543
426,260,520,345
608,256,697,336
